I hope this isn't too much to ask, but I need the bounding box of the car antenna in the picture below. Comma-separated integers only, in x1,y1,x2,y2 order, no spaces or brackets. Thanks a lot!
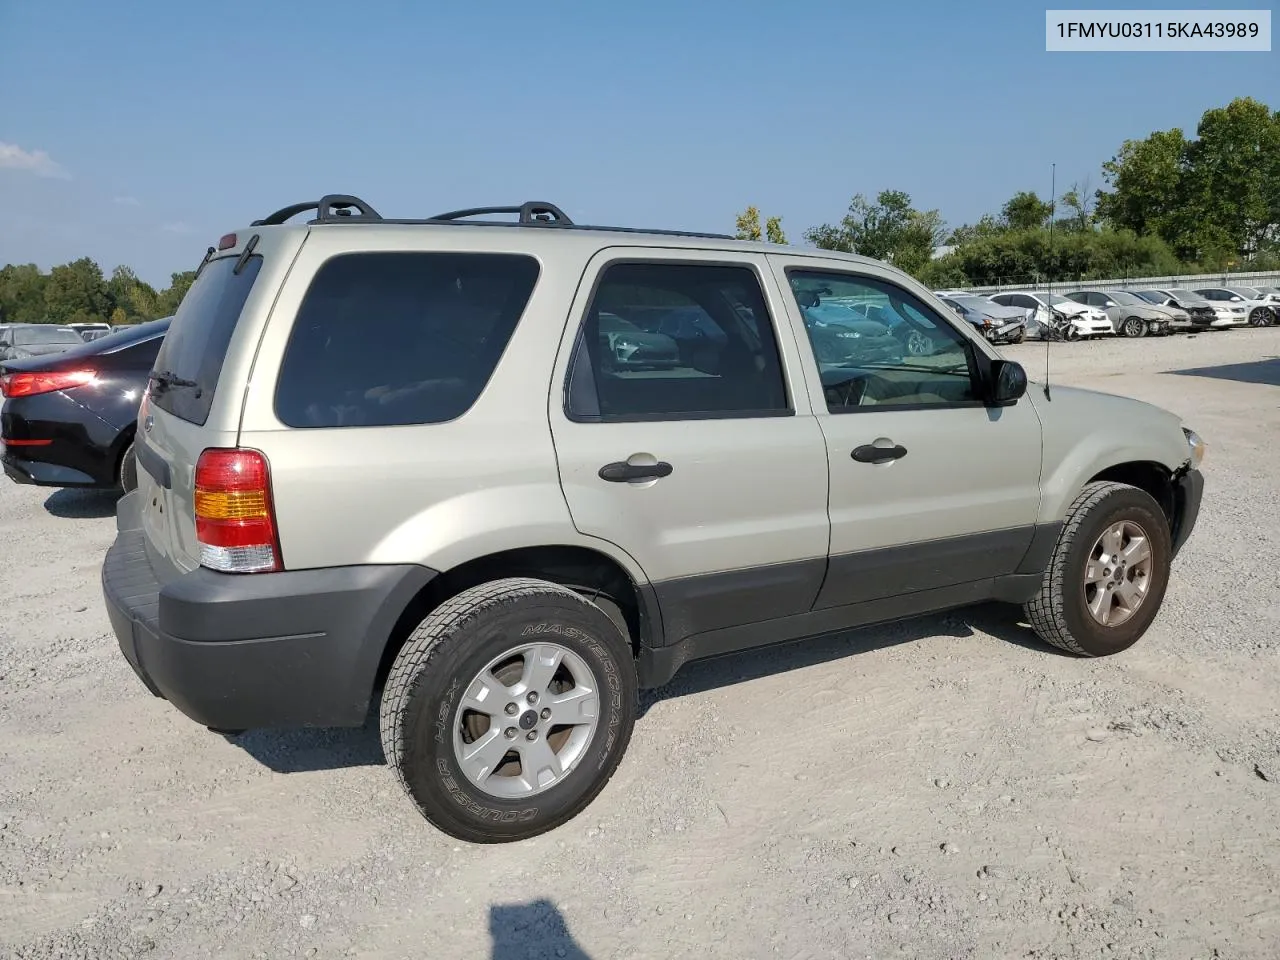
1043,162,1055,401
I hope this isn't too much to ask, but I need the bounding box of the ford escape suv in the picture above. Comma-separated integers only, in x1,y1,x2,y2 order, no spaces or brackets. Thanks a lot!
102,196,1205,844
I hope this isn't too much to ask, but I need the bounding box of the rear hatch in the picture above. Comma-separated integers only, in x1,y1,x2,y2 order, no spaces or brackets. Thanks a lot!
135,232,302,574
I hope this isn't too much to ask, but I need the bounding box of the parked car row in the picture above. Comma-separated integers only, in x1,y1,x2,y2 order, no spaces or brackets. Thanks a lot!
935,284,1280,340
0,321,143,360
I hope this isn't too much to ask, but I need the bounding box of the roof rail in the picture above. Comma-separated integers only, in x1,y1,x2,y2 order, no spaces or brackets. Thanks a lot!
429,201,574,225
249,194,735,240
252,194,382,226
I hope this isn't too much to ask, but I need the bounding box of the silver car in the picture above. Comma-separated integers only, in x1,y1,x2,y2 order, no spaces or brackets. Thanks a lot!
100,195,1206,843
1064,290,1176,338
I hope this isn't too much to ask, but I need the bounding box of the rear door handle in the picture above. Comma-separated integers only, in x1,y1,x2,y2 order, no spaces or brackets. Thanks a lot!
851,442,908,464
599,461,673,482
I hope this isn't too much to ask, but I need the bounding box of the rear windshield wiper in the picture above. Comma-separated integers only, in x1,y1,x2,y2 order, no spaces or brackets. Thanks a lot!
149,369,202,397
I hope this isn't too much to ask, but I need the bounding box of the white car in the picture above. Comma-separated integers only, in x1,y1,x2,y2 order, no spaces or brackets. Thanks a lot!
1193,287,1276,327
989,291,1113,340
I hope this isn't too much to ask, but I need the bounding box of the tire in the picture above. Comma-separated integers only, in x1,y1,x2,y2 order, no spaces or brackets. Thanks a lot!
118,439,139,493
379,577,637,843
1249,309,1269,327
1010,329,1025,344
1024,481,1172,657
1121,316,1145,338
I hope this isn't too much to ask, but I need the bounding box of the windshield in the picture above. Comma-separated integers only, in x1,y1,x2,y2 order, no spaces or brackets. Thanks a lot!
1047,294,1073,306
1133,291,1165,304
950,296,994,310
1227,288,1260,298
13,326,84,346
1105,291,1144,306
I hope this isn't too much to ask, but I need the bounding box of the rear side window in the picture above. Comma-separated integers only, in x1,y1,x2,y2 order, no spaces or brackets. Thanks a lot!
274,252,540,428
150,256,263,425
565,262,789,422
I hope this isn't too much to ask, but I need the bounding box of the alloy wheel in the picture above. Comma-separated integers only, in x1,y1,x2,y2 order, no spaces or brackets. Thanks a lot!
1083,520,1153,627
452,642,599,799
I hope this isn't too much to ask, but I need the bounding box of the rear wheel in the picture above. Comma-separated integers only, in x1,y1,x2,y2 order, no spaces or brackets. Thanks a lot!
379,578,636,843
118,440,138,493
1025,482,1172,657
1121,316,1145,338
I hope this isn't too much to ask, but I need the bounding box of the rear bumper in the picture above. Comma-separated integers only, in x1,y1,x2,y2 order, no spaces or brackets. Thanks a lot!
1172,467,1203,558
102,492,438,729
1,392,121,488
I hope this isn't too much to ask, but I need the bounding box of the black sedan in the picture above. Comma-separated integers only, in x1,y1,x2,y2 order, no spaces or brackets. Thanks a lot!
1,318,170,492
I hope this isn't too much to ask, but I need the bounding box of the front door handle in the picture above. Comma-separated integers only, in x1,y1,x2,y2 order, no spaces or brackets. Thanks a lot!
851,442,908,464
599,460,673,482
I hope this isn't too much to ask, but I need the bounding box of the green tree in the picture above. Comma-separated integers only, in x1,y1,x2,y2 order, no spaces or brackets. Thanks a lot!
155,270,196,316
1095,128,1188,244
0,263,49,323
734,206,787,243
805,190,945,274
1180,97,1280,260
108,265,161,321
43,257,111,325
1001,191,1053,231
942,226,1181,287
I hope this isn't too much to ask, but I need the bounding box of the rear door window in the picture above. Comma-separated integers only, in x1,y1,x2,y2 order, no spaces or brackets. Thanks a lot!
149,256,263,425
274,252,540,428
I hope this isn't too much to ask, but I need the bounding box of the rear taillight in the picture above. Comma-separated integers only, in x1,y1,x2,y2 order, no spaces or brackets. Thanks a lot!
0,369,96,399
194,448,281,574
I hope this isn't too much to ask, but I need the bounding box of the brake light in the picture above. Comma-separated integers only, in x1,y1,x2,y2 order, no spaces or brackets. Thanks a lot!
218,233,237,250
194,448,281,573
0,369,96,399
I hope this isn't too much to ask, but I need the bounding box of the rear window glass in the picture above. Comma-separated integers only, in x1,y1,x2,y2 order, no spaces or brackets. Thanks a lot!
274,252,540,428
150,256,263,425
14,327,84,346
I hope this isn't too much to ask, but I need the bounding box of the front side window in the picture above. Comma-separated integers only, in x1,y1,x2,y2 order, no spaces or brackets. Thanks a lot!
275,252,539,428
785,270,979,412
565,262,788,421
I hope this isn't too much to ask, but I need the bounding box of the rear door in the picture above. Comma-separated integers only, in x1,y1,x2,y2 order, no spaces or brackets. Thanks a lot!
136,232,303,572
548,248,830,643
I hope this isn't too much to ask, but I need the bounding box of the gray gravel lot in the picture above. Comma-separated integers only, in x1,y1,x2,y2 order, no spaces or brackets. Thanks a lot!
2,329,1279,960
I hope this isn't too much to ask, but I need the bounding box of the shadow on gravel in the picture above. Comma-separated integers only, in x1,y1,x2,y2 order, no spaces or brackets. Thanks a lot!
639,602,1073,716
228,608,1069,770
490,900,592,959
229,704,385,773
43,487,120,519
1166,356,1280,386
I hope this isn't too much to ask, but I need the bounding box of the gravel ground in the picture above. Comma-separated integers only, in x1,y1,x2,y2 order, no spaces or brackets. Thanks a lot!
2,328,1278,960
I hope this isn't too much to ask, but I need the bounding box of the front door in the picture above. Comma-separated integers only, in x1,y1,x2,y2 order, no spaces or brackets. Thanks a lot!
767,258,1045,610
548,249,831,642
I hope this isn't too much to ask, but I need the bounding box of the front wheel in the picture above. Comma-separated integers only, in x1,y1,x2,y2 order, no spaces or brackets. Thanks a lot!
1249,309,1270,327
1024,482,1172,657
1122,316,1146,338
379,578,637,843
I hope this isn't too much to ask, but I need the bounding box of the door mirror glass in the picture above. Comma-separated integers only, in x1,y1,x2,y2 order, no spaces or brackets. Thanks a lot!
990,359,1027,405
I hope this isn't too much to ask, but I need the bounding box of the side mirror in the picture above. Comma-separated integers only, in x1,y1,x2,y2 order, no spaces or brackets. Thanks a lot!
989,359,1027,406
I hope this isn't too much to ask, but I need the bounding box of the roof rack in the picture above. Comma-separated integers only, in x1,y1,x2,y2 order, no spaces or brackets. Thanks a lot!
249,193,735,240
430,202,574,225
252,194,382,226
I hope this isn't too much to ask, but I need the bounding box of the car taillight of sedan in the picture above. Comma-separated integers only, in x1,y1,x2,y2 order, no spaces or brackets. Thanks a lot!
0,369,97,398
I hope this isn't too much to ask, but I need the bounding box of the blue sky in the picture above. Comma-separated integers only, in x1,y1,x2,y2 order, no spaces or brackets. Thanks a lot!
1,0,1274,287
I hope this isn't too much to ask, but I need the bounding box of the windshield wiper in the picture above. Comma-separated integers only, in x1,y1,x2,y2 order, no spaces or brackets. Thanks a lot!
149,369,202,397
